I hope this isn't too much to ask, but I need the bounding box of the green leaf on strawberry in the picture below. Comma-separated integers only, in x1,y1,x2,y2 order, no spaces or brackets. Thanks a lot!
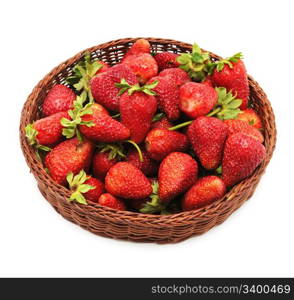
67,170,95,205
97,143,126,160
115,79,158,96
209,52,244,73
66,52,103,102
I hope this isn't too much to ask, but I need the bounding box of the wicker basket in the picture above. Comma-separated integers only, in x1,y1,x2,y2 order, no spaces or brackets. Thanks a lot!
20,38,276,243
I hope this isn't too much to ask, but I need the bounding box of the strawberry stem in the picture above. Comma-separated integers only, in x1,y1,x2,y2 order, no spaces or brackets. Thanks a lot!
206,107,222,117
168,121,192,131
124,140,143,162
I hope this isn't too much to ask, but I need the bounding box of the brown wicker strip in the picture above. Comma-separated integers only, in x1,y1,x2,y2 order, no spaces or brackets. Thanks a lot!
20,38,277,243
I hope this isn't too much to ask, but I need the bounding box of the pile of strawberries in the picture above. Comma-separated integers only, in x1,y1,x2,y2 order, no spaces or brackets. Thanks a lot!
25,39,265,214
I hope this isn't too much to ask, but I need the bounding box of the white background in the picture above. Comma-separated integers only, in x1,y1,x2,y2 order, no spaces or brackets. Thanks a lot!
1,0,293,277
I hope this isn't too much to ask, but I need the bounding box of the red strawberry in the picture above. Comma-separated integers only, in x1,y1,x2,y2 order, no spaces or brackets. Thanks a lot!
159,68,190,86
25,111,70,147
222,133,266,187
67,170,104,204
154,52,180,71
127,148,158,176
120,91,157,143
187,116,228,170
92,151,117,181
95,61,109,74
105,162,152,199
211,53,249,109
123,53,158,83
90,64,138,111
159,152,198,203
151,116,173,130
148,76,180,121
122,39,151,60
224,119,264,143
182,176,226,211
236,108,262,129
42,84,76,116
145,128,189,161
202,76,213,87
98,193,126,210
179,82,218,119
45,138,94,185
79,103,130,143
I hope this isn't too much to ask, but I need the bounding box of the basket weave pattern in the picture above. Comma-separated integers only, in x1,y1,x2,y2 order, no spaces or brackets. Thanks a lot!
20,38,276,243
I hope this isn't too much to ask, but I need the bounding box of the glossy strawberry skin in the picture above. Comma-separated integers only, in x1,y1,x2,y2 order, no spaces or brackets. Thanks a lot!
92,151,117,181
34,111,70,146
154,52,180,71
148,76,180,121
187,117,228,170
126,148,158,176
211,60,249,109
83,176,104,202
159,68,190,86
179,82,218,119
122,39,151,61
98,193,126,210
145,128,189,161
236,109,262,129
79,103,130,143
45,138,94,186
222,133,266,187
42,84,76,116
224,119,264,143
182,176,226,211
159,152,198,203
90,64,138,111
123,53,158,83
105,162,152,199
120,91,157,143
151,116,173,130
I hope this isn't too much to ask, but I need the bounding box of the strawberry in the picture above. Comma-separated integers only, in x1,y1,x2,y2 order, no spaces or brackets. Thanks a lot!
67,170,104,204
45,137,94,185
25,111,70,149
98,193,126,210
236,108,262,129
222,133,266,187
122,39,151,60
148,76,180,120
92,152,117,181
159,68,190,86
224,119,264,143
182,176,226,211
42,84,76,116
66,53,107,101
159,152,198,203
154,52,180,71
151,116,173,130
105,162,152,199
127,148,158,176
202,76,213,87
179,82,218,119
145,128,189,161
117,80,157,143
210,53,249,109
122,53,158,83
79,103,130,143
187,116,228,170
90,64,138,111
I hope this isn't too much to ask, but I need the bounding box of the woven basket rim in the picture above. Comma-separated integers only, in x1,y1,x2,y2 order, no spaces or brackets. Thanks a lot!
19,37,277,226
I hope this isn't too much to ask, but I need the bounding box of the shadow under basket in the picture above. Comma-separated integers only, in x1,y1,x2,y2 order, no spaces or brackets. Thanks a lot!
20,38,277,243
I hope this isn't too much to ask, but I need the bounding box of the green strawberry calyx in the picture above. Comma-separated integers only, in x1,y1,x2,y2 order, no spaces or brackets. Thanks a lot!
67,170,95,205
207,87,242,120
140,181,167,214
152,112,165,122
25,124,52,157
66,52,104,102
177,43,214,82
115,79,159,96
61,91,95,141
210,52,243,73
96,143,126,160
